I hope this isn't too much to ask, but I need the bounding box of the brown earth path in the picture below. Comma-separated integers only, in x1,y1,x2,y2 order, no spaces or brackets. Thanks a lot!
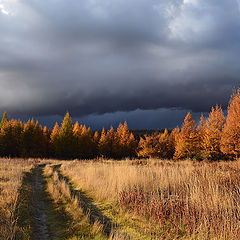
31,165,50,240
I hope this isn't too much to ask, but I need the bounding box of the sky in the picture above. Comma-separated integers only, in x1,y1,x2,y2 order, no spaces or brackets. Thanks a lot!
0,0,239,129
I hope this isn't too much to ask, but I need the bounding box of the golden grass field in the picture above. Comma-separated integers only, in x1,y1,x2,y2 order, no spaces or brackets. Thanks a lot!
0,158,34,240
60,159,240,239
1,158,240,239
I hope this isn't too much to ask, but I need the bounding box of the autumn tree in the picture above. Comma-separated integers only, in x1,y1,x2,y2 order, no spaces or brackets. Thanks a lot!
0,120,23,157
156,129,172,159
92,131,100,157
138,135,158,158
98,128,108,157
116,121,137,158
169,127,180,158
138,129,171,159
73,122,82,157
21,119,42,157
221,89,240,158
0,112,8,129
127,132,137,158
42,126,51,157
78,125,94,158
11,120,24,156
50,122,60,157
197,114,206,152
201,105,225,160
33,121,48,157
174,112,199,159
58,112,75,159
98,127,118,158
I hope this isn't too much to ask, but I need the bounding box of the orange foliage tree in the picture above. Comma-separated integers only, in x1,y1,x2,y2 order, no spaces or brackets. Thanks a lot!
138,129,172,159
0,120,23,157
201,105,225,160
50,122,60,157
116,122,137,158
174,113,199,160
138,135,159,158
221,90,240,158
58,112,75,159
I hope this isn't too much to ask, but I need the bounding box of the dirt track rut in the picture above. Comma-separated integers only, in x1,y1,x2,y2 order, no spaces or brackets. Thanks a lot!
31,166,50,240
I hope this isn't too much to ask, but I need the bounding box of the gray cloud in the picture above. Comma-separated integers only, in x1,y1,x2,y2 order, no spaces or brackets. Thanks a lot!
0,0,240,125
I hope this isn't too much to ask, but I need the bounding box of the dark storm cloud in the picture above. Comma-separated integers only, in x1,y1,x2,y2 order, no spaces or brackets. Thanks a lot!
0,0,240,119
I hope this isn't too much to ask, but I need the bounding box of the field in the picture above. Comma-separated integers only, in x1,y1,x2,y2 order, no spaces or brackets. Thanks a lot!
0,158,34,239
1,158,240,240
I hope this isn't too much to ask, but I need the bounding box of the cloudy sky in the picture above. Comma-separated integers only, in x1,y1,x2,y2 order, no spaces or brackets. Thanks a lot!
0,0,239,129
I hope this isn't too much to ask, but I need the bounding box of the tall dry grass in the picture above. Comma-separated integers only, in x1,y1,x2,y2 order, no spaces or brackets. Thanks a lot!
0,158,34,240
44,165,108,239
61,159,240,239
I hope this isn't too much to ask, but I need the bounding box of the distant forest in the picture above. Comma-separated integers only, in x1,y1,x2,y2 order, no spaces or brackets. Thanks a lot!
0,89,240,160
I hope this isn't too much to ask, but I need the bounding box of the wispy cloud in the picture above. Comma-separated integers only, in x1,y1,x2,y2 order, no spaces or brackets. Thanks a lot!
0,4,9,15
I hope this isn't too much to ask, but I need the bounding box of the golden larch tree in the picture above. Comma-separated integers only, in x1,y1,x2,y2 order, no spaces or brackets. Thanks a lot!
174,112,199,159
50,122,60,157
78,125,93,158
197,114,206,150
169,126,180,158
92,131,100,157
127,133,137,158
221,89,240,158
157,129,171,159
138,135,158,158
58,112,75,159
201,105,225,160
98,128,108,157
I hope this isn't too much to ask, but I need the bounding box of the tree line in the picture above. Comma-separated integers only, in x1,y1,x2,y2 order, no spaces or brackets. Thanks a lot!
139,89,240,160
0,112,137,159
0,89,240,160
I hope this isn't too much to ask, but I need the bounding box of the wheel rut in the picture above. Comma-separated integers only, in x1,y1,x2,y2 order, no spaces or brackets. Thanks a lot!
31,165,50,240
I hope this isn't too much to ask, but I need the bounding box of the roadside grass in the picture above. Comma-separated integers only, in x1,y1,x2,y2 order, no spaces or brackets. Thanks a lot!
0,158,34,240
57,163,161,239
44,164,108,240
14,170,34,240
60,159,240,240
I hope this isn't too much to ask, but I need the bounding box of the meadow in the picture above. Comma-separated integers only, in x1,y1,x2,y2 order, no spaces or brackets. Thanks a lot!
1,158,240,239
60,159,240,239
0,158,34,240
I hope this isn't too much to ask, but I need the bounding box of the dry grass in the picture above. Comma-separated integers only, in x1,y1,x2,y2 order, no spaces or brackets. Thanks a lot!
44,165,107,239
60,159,240,239
0,158,34,240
